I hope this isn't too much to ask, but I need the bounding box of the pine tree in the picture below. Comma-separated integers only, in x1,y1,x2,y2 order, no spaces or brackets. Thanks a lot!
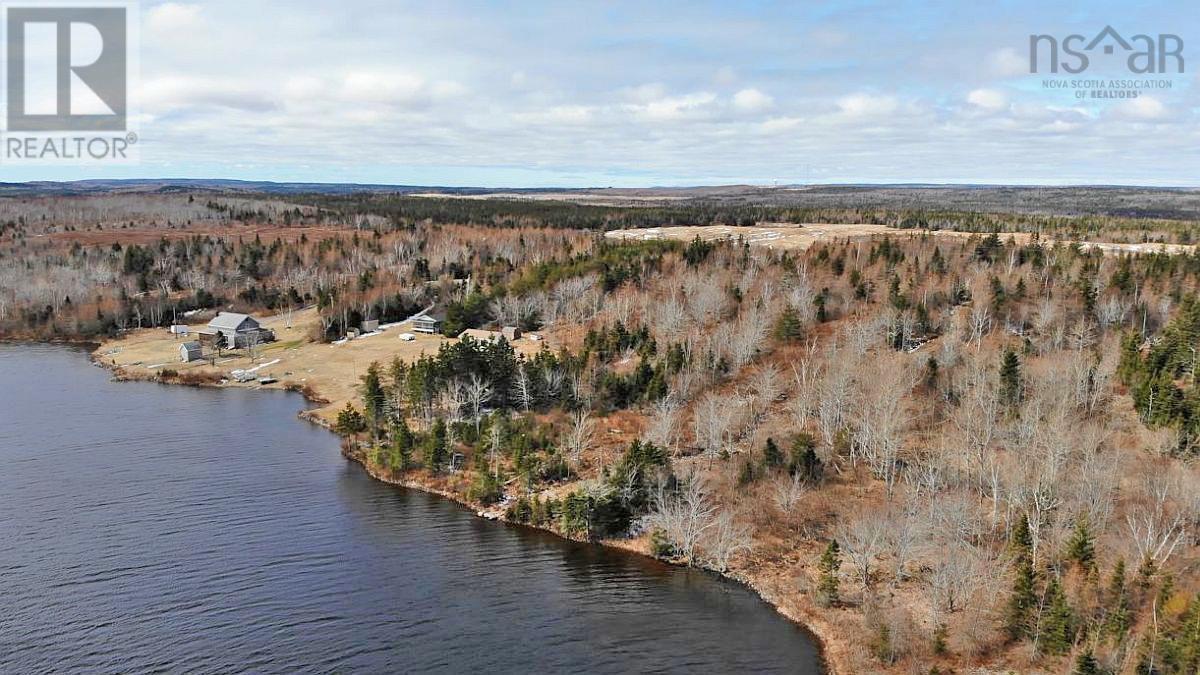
389,419,414,470
814,289,828,322
359,361,386,439
932,623,949,655
773,306,803,342
334,402,367,441
1041,575,1076,655
1012,514,1033,556
1006,555,1038,641
1066,519,1097,573
1073,649,1100,675
789,433,822,481
1000,348,1023,407
425,418,448,471
1104,560,1132,642
762,437,783,470
737,458,755,485
816,540,841,607
924,356,939,389
1117,331,1144,385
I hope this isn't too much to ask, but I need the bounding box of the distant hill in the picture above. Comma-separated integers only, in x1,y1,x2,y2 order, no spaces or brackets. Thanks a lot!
1,180,1198,219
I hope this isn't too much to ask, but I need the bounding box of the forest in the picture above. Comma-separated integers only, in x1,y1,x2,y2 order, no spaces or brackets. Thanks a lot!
6,189,1200,673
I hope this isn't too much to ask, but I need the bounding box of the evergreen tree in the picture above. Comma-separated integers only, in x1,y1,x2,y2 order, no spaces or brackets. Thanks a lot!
924,356,939,389
762,437,784,470
814,289,828,322
1073,649,1100,675
1066,519,1098,573
816,540,841,607
788,433,822,481
932,623,949,656
387,356,408,416
425,418,448,471
1041,575,1077,655
1117,331,1143,385
1012,514,1034,556
334,402,367,441
359,361,386,439
1000,348,1023,408
1006,555,1038,641
737,458,755,486
773,306,803,342
1104,560,1132,642
389,419,414,470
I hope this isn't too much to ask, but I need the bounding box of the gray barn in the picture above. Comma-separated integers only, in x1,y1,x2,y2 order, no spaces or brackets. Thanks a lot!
205,312,272,349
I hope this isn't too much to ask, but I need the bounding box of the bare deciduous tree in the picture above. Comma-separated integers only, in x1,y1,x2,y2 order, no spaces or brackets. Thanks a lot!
692,393,736,464
772,472,808,513
836,509,889,593
513,362,533,412
465,374,492,432
644,395,681,455
647,473,716,564
563,410,595,467
703,508,752,572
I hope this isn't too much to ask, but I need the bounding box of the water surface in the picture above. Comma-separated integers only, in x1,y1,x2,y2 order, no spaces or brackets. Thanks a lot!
0,345,823,673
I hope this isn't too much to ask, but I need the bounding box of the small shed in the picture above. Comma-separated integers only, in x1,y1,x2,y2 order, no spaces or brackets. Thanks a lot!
179,341,203,363
501,326,522,341
169,324,190,335
361,319,379,332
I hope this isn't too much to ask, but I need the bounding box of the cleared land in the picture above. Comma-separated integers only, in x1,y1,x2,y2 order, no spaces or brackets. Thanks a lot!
94,307,552,426
604,222,1199,254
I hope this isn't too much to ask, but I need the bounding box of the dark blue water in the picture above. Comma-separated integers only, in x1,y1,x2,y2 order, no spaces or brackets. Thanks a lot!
0,345,823,673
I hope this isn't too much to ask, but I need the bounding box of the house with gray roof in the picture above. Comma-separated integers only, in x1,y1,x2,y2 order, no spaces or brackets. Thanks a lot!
412,311,443,334
203,312,273,349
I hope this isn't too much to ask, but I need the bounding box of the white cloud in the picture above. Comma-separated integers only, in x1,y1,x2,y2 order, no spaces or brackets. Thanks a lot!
282,76,324,102
629,92,717,121
967,88,1007,111
140,76,277,113
837,93,898,118
1113,96,1166,120
988,48,1027,77
622,83,668,103
760,116,804,133
732,88,773,113
341,71,426,105
336,71,464,108
714,66,737,86
516,105,594,125
146,2,201,33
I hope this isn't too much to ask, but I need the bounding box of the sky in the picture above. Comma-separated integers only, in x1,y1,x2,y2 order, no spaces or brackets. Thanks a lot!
3,0,1199,186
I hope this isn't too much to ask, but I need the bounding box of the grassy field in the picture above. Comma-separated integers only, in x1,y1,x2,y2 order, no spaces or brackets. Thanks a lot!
94,307,552,425
604,222,1200,254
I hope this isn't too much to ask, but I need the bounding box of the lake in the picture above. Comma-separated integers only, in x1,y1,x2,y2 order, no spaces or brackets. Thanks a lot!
0,345,823,673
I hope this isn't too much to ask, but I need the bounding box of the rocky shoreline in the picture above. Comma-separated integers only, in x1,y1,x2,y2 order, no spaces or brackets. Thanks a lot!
95,350,841,675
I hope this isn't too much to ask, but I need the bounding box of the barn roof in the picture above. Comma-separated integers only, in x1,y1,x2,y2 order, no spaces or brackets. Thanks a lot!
207,312,256,331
